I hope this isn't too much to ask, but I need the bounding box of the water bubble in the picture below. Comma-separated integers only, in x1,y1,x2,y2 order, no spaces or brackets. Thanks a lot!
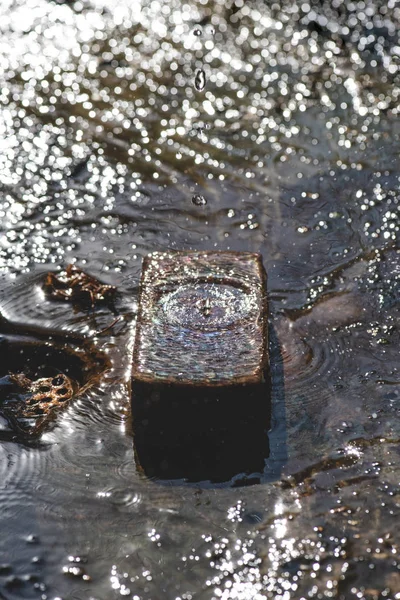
194,68,206,92
193,28,202,37
26,535,39,544
192,194,207,206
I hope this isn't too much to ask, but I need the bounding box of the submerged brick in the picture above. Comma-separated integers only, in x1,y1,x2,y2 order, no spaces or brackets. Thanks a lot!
131,251,270,484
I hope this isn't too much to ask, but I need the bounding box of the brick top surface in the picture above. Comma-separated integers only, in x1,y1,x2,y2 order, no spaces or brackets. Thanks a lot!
132,251,268,386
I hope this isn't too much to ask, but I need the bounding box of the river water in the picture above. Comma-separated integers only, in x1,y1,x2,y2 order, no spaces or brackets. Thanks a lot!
0,0,399,598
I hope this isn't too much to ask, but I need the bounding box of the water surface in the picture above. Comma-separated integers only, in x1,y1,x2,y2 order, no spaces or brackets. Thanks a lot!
0,0,399,598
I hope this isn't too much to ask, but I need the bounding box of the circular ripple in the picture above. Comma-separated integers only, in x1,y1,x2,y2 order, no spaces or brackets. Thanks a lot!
0,442,48,507
159,283,257,331
0,271,90,338
272,316,352,408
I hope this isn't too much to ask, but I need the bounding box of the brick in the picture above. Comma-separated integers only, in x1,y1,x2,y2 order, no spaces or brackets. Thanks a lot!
131,251,270,484
132,251,269,387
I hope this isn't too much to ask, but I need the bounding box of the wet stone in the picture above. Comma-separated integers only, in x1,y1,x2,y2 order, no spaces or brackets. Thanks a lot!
131,251,270,484
1,373,76,436
44,264,117,310
0,330,110,438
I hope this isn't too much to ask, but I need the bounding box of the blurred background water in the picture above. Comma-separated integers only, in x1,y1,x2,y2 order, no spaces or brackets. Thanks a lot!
0,0,399,598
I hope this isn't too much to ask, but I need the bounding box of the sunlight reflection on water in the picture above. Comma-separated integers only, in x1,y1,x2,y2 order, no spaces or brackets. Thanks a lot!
0,0,399,598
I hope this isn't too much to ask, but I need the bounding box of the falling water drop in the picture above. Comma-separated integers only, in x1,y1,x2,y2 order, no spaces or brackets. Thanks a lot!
192,194,207,206
200,297,212,317
194,68,206,92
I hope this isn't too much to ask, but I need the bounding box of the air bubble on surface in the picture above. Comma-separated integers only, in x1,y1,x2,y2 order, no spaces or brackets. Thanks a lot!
192,194,207,206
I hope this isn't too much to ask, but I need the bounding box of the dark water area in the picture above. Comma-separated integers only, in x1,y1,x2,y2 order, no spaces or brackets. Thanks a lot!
0,0,399,598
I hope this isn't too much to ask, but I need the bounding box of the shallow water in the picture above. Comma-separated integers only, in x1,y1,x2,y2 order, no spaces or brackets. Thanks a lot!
0,0,399,598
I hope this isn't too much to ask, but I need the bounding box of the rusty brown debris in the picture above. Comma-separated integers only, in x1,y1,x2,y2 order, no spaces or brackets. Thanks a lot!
44,264,117,309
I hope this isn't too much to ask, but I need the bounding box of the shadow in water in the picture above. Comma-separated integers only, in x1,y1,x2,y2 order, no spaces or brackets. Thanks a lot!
263,322,287,482
132,322,286,487
133,380,271,487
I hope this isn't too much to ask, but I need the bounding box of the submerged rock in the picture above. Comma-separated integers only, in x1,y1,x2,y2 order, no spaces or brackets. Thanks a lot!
44,264,117,310
0,331,110,438
1,373,76,435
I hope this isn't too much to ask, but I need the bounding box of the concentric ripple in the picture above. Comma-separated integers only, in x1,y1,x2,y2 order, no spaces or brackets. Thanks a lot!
0,271,92,338
159,282,256,331
0,442,47,508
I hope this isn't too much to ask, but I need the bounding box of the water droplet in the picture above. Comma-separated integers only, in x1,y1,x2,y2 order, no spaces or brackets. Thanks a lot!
192,194,207,206
192,122,211,140
200,297,212,317
193,28,202,37
26,534,39,544
194,68,206,92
